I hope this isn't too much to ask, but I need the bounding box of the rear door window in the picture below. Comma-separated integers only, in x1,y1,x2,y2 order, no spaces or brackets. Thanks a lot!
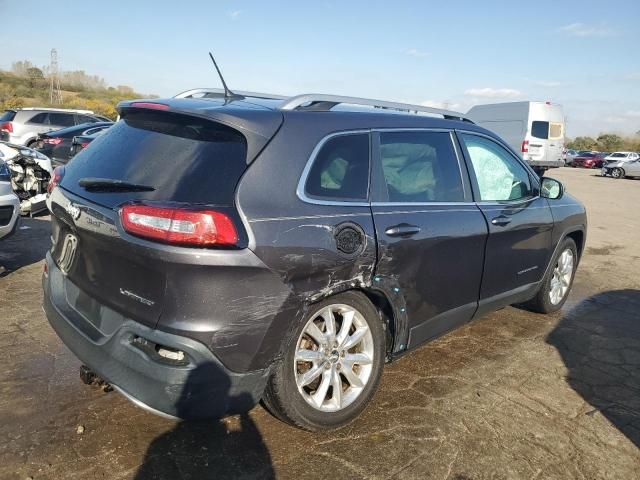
549,122,563,139
77,115,98,124
304,133,370,201
27,113,50,125
378,131,464,202
530,121,549,140
60,110,248,207
48,113,75,127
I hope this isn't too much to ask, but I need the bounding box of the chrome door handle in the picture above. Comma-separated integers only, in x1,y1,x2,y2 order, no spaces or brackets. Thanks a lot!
385,224,421,237
491,216,512,226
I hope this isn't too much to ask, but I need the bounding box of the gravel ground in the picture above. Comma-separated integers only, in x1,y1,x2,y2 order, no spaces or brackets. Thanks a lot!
0,167,639,480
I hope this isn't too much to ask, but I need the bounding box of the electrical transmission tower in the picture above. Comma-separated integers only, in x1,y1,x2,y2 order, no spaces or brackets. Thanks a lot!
49,48,63,105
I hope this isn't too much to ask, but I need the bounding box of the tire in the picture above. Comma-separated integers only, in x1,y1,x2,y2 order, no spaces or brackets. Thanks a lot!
522,238,578,314
262,291,386,431
611,168,624,179
26,139,38,148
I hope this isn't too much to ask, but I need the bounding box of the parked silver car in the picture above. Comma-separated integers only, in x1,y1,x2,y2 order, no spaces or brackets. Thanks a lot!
0,158,20,239
602,158,640,179
0,108,110,147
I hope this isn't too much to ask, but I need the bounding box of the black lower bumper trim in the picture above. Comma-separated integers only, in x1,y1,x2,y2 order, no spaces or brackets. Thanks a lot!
43,253,269,419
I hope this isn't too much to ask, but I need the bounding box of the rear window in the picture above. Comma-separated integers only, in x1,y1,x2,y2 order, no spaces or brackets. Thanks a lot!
531,121,549,140
0,111,16,122
61,110,247,206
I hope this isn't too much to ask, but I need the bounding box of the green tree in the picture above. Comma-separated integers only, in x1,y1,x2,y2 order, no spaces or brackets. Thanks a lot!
567,136,596,150
596,134,624,152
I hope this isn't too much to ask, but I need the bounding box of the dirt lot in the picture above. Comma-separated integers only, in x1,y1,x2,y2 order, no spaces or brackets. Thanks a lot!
0,168,639,480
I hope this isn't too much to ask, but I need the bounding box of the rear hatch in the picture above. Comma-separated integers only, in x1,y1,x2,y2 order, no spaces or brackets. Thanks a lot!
50,102,282,328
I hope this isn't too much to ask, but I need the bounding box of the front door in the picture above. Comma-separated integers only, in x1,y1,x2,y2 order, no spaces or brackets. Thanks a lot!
457,132,553,316
370,130,488,349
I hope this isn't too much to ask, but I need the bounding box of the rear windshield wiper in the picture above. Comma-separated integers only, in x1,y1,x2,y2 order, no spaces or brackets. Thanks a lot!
78,178,155,192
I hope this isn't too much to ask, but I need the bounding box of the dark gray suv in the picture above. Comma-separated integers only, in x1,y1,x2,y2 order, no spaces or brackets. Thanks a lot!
43,91,586,431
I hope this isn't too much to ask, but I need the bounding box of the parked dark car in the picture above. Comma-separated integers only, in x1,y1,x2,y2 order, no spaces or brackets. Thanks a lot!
68,130,107,159
36,122,112,165
572,152,606,168
43,92,587,431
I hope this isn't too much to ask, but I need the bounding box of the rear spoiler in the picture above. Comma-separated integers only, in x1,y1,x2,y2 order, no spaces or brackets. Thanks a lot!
117,100,284,164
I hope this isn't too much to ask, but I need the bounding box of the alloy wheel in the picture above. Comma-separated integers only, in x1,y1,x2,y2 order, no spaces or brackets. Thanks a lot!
549,249,574,305
294,304,374,412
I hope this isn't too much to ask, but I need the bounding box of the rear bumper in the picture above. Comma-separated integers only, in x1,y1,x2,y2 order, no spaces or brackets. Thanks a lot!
42,253,269,419
526,160,564,168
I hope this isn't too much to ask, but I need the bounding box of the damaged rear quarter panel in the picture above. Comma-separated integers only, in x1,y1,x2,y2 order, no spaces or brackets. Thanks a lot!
235,115,379,370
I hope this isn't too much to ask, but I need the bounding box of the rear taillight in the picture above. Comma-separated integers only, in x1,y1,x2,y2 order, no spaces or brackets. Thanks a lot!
47,166,65,194
521,140,529,153
120,204,238,247
43,137,63,145
0,122,13,133
80,142,90,149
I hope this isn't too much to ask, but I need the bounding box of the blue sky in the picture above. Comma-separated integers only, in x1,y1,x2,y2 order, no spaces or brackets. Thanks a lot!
1,0,638,137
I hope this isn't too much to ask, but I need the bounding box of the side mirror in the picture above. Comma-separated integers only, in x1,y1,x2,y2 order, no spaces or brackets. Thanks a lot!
541,177,564,200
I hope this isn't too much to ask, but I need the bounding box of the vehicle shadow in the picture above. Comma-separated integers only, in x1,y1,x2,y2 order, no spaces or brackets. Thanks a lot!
0,215,50,277
134,362,275,480
546,289,640,447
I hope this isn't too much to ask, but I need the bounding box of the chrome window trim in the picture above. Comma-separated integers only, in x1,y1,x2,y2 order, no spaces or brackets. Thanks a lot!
296,129,371,207
297,127,472,207
371,202,476,207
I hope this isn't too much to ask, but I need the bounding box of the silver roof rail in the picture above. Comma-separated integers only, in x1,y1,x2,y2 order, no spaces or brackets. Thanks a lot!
174,88,287,100
278,94,471,121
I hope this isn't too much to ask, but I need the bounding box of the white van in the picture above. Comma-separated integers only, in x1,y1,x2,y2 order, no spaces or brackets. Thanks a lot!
466,101,565,173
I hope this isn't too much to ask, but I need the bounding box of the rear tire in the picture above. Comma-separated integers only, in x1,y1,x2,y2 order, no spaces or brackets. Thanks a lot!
522,238,577,314
262,291,385,431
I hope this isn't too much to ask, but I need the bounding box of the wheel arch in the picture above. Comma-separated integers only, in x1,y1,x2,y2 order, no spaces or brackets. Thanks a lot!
566,229,585,260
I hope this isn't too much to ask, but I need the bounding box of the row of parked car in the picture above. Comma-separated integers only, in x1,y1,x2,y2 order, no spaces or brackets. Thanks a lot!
0,107,113,239
565,149,640,178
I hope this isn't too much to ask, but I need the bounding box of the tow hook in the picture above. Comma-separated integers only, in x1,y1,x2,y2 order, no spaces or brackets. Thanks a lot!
79,365,113,392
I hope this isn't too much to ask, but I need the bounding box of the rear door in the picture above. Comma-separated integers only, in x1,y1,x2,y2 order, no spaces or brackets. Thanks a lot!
546,121,564,163
528,120,549,162
457,132,553,316
370,129,488,349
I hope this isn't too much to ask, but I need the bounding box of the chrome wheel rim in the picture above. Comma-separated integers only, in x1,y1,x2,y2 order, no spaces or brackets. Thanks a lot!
294,304,374,412
612,168,622,178
549,249,574,305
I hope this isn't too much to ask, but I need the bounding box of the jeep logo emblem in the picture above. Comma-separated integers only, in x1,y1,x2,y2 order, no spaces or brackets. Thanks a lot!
66,203,81,220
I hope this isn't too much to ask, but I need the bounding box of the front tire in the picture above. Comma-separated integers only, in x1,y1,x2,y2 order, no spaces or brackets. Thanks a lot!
522,238,577,314
611,168,624,179
262,291,385,431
